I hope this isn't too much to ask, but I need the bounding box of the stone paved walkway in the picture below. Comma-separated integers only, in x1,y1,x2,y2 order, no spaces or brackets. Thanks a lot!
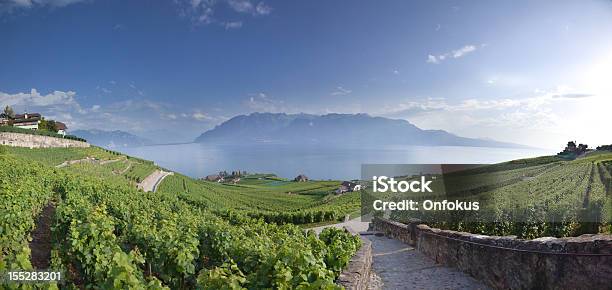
368,235,490,290
315,218,491,289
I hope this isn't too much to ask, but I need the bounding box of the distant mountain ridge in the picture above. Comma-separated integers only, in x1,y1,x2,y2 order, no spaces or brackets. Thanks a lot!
72,129,152,148
194,112,525,148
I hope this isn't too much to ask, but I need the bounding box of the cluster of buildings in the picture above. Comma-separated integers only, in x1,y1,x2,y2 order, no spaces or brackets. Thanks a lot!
335,181,362,194
204,170,245,184
0,111,67,135
558,141,589,156
294,174,363,194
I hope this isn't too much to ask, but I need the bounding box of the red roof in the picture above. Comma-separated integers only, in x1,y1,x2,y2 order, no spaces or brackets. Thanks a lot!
55,122,67,130
14,113,41,119
13,113,41,124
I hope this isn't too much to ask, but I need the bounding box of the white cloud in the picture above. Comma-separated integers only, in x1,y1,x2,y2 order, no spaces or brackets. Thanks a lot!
224,21,243,29
1,0,88,13
245,92,286,112
227,0,253,13
451,45,476,58
192,112,212,121
0,88,79,108
427,44,482,64
254,1,271,15
0,88,223,143
330,86,352,96
175,0,271,26
227,0,271,15
128,83,145,96
426,55,440,64
97,86,111,94
551,93,593,99
376,86,602,148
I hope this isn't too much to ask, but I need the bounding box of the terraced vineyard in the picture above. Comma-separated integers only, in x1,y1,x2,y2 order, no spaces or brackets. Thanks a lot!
389,152,612,238
3,145,610,288
0,147,361,289
158,173,361,224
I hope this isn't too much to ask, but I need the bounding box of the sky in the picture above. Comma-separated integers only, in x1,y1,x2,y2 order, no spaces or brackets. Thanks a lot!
1,0,611,148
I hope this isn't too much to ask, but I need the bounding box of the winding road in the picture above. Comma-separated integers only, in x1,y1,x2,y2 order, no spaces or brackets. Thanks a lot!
137,170,174,192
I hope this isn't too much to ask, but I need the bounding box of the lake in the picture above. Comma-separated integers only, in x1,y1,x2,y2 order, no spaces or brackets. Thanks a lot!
119,143,553,180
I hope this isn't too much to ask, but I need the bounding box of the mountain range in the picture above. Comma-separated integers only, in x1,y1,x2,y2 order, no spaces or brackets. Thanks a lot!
72,129,152,148
194,113,524,148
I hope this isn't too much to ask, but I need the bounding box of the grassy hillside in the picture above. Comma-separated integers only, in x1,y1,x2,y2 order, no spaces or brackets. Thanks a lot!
385,153,612,239
0,146,361,289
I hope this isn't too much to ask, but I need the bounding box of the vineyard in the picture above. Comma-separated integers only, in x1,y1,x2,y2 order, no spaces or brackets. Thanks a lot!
388,153,612,239
0,146,361,289
4,145,610,288
157,174,361,225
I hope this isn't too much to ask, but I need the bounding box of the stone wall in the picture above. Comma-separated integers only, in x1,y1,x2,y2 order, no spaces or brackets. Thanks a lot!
337,237,372,290
0,132,89,148
372,217,612,290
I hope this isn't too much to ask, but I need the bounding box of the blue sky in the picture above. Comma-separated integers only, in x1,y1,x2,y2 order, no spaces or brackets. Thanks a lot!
1,0,611,147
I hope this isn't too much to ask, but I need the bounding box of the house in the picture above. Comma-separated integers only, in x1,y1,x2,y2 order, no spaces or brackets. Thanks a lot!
341,181,362,191
55,122,67,136
294,174,309,182
335,181,362,194
335,185,349,194
12,113,41,130
558,141,589,156
205,174,224,182
0,113,10,126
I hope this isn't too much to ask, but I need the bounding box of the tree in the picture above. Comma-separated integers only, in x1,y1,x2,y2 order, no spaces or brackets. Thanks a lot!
38,118,58,132
3,106,15,118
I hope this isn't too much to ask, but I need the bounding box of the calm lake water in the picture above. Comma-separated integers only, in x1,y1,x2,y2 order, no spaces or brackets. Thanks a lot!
119,143,553,180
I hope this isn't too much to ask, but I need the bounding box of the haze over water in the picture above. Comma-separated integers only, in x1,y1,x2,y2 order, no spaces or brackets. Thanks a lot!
120,143,553,180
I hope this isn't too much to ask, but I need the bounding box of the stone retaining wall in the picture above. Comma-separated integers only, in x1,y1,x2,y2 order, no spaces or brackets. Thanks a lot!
372,217,612,290
337,237,372,290
0,132,89,148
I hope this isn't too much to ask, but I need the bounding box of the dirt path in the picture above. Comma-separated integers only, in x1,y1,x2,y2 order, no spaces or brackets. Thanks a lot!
30,202,55,269
99,157,125,165
55,157,123,168
115,161,132,175
311,216,369,234
55,157,94,168
137,170,173,192
583,162,595,208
